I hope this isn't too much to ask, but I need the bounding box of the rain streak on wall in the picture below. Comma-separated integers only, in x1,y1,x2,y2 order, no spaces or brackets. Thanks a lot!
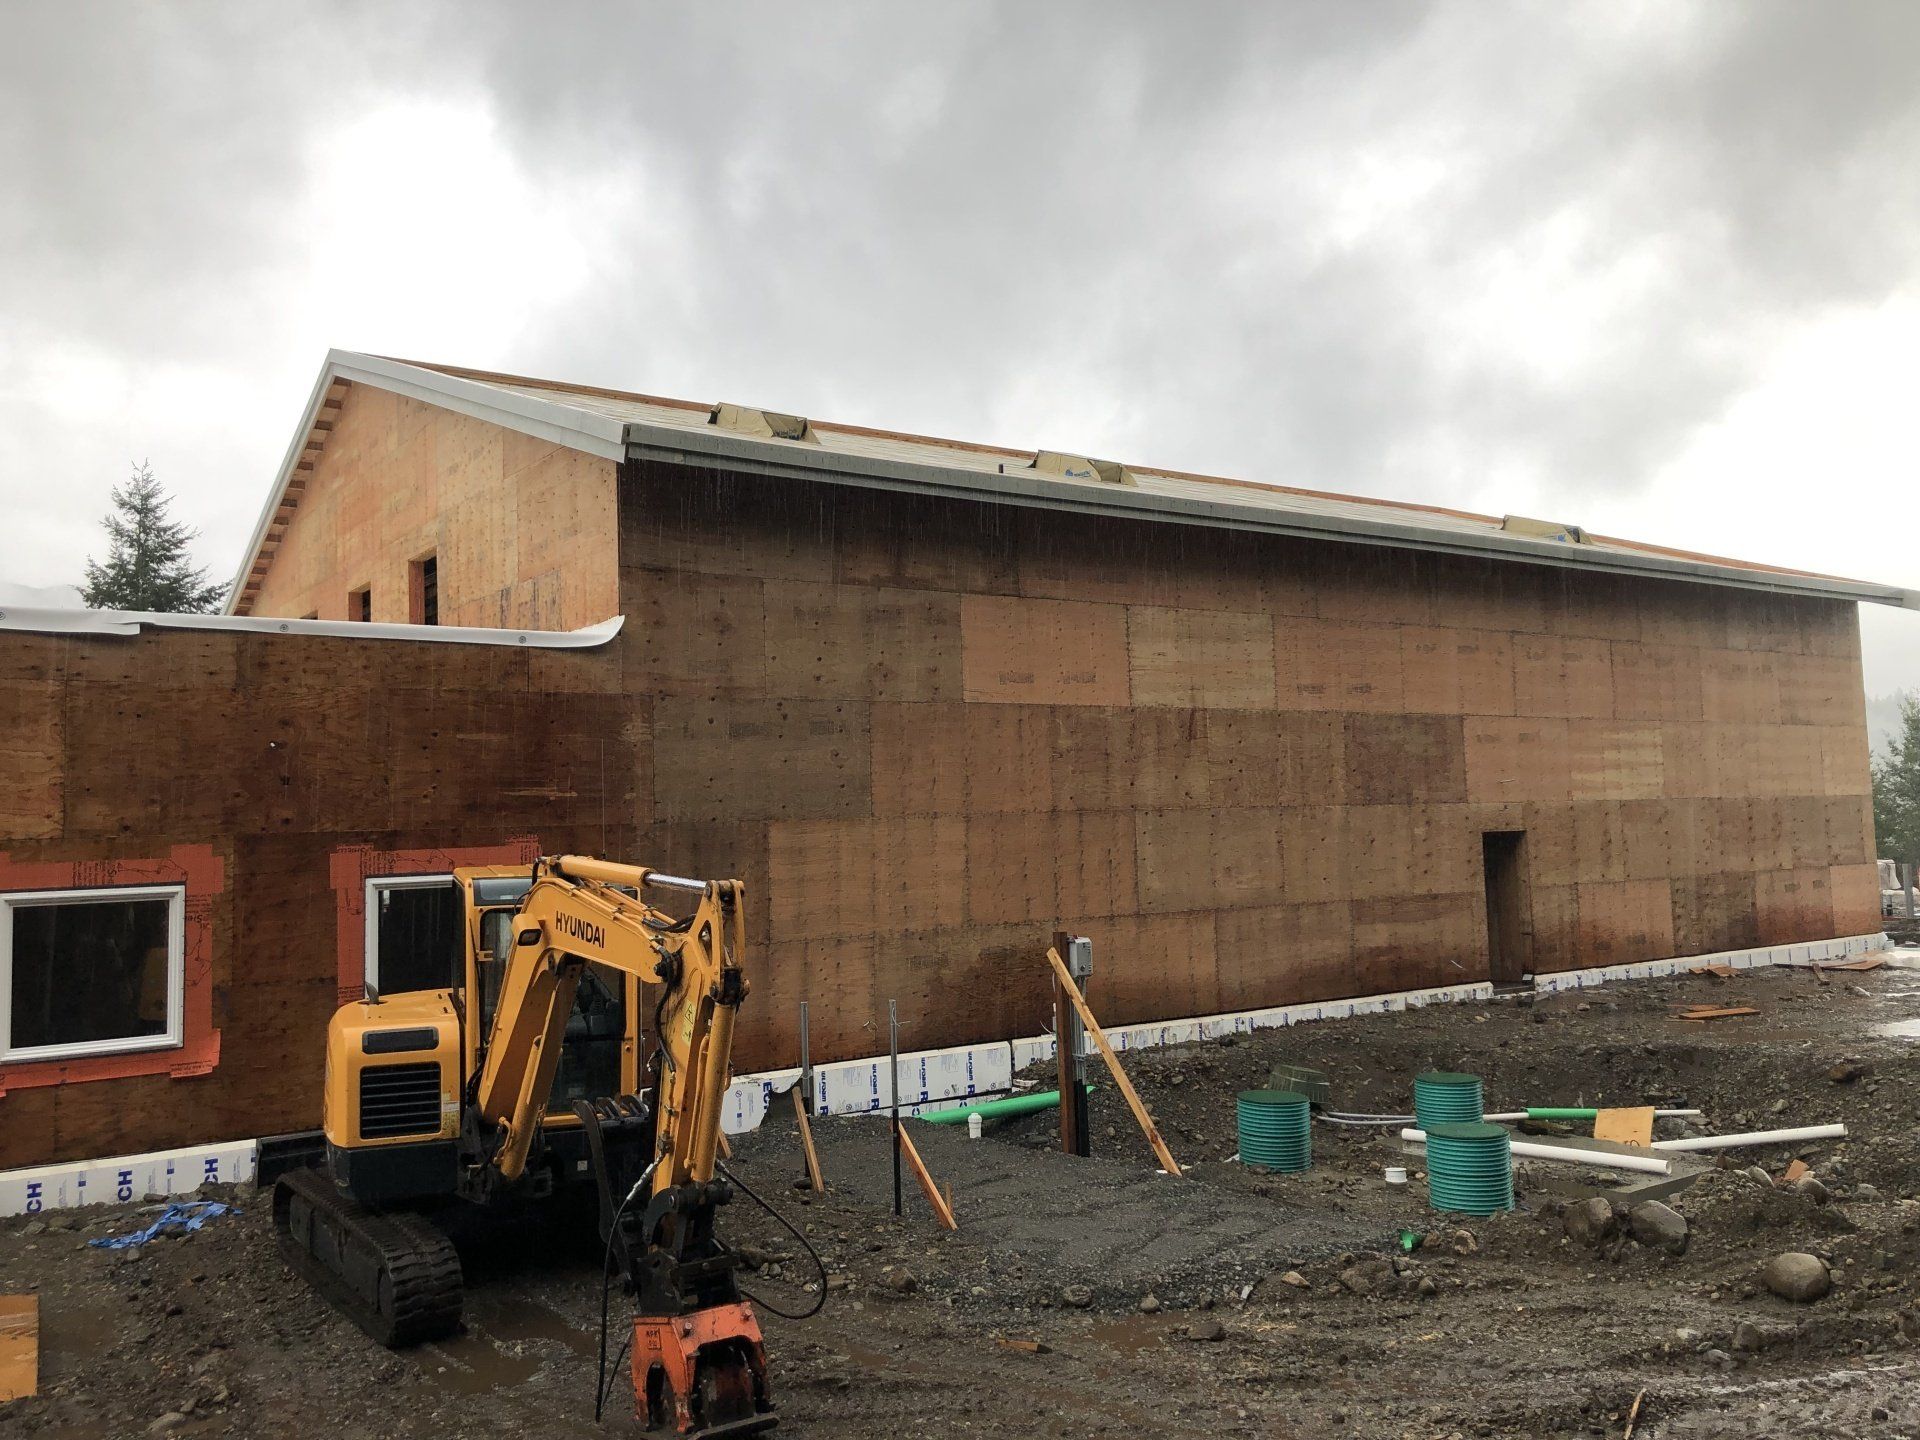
618,460,1878,1070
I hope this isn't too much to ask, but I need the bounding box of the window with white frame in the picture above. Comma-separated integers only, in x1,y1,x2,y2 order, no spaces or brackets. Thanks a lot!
1,884,186,1062
365,875,460,996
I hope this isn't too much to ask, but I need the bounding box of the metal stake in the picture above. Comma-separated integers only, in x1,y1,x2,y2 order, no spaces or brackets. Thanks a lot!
798,1000,814,1116
888,1000,902,1217
1054,933,1093,1157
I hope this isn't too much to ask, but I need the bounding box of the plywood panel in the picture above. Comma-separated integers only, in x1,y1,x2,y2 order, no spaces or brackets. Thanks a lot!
1127,606,1275,708
769,816,966,940
1576,878,1674,966
1822,794,1873,866
1214,901,1354,1007
1277,618,1404,713
1754,867,1833,945
1572,802,1629,883
836,490,1019,596
968,705,1056,814
960,594,1129,706
1819,724,1873,798
1512,635,1613,720
1344,714,1467,805
653,697,870,822
762,580,961,702
1079,911,1220,1027
623,462,838,584
1700,651,1783,724
1609,642,1703,723
625,567,767,694
1830,861,1881,935
1464,716,1571,804
1204,711,1347,808
1621,798,1697,881
964,810,1136,926
1278,807,1352,901
1313,545,1437,627
0,682,61,840
1779,653,1866,728
1567,721,1664,801
1354,893,1481,992
1398,626,1515,716
1136,808,1286,912
1669,873,1759,956
1528,883,1581,972
871,703,968,817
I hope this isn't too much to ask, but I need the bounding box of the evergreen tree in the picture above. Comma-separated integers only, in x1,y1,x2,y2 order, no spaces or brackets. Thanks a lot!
80,462,226,613
1872,693,1920,878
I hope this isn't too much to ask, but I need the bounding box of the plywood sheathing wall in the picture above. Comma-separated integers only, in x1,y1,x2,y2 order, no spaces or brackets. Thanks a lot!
618,460,1877,1072
245,384,619,630
0,627,637,1169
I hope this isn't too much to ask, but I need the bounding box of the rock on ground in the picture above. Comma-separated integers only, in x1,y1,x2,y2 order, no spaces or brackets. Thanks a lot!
1762,1252,1832,1302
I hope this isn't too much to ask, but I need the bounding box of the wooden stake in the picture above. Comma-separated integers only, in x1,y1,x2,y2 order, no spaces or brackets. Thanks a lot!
791,1085,825,1192
717,1132,732,1161
1623,1386,1646,1439
0,1295,37,1402
895,1124,958,1230
1044,948,1184,1178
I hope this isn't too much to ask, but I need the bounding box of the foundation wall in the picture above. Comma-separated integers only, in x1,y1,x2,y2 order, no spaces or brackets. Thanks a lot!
617,461,1878,1071
244,384,619,630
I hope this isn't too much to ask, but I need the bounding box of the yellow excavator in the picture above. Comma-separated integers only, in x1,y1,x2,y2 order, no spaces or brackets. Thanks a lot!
273,855,778,1436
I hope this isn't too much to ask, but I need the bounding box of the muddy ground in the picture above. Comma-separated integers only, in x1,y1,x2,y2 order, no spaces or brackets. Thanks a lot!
10,959,1920,1438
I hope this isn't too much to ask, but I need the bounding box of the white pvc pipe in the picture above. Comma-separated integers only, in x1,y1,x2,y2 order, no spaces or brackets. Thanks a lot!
1482,1109,1703,1122
1400,1128,1673,1176
1651,1123,1846,1152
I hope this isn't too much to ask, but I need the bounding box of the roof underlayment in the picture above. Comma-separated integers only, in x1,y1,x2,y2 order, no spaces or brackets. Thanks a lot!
224,350,1918,617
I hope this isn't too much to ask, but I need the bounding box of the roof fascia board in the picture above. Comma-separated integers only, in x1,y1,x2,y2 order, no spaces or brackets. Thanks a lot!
622,421,1915,609
0,606,624,649
223,350,627,614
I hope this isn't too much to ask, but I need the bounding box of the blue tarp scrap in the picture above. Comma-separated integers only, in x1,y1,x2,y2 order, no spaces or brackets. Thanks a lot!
87,1200,240,1249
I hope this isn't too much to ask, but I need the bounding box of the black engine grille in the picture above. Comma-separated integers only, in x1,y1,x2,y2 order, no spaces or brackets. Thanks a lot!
358,1062,443,1139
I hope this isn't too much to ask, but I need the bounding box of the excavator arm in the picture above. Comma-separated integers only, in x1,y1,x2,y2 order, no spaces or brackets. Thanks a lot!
474,855,774,1437
474,855,747,1191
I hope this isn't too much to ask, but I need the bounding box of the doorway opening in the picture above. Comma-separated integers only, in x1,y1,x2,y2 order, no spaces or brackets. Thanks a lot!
1481,831,1530,985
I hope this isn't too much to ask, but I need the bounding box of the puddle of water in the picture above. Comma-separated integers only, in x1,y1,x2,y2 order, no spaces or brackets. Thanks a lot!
36,1298,121,1368
1874,1018,1920,1039
415,1293,598,1394
1088,1316,1165,1358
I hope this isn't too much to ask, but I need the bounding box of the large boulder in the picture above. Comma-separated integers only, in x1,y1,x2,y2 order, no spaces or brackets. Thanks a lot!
1761,1252,1831,1303
1628,1200,1690,1256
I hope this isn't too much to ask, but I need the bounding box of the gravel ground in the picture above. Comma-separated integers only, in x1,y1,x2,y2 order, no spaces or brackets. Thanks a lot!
7,957,1920,1437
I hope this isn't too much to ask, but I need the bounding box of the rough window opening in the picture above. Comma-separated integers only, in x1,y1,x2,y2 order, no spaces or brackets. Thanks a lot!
410,554,438,626
1,884,186,1062
365,875,459,996
349,586,372,622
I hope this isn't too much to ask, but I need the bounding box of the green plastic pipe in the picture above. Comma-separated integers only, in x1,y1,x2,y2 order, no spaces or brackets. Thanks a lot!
917,1087,1097,1125
1512,1107,1701,1121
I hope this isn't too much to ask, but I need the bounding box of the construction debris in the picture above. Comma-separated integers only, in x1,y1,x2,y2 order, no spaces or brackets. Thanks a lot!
1675,1005,1761,1021
1045,947,1183,1177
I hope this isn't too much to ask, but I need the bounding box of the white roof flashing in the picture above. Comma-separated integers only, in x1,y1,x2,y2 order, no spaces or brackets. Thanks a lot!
0,607,624,649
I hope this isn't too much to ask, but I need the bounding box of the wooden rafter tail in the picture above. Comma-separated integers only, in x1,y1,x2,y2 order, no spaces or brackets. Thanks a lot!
1044,947,1184,1178
791,1084,825,1192
896,1124,958,1230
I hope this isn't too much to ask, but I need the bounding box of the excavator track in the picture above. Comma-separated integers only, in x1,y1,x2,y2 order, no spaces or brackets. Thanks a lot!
273,1166,463,1348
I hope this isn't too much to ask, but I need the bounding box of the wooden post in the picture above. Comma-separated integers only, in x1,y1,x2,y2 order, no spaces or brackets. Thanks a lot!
888,999,902,1218
896,1124,958,1231
791,1085,825,1192
1045,947,1183,1177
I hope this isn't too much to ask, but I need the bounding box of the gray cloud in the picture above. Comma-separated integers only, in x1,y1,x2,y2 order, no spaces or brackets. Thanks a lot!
2,2,1917,679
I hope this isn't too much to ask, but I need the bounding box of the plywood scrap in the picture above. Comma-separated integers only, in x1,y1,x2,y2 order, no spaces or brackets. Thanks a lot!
1817,957,1886,973
1783,1159,1811,1184
996,1337,1051,1355
1045,947,1184,1177
896,1125,958,1231
1592,1106,1656,1148
1694,963,1737,978
0,1295,37,1401
1676,1006,1759,1022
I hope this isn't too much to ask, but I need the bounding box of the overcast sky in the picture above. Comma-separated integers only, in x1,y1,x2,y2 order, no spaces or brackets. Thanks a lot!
3,3,1917,688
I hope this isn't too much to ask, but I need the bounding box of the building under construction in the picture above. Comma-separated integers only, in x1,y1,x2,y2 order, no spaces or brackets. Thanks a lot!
0,350,1905,1173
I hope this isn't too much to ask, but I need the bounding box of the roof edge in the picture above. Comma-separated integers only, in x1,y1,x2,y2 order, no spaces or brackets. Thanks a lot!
0,606,625,649
223,351,628,614
621,420,1919,610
